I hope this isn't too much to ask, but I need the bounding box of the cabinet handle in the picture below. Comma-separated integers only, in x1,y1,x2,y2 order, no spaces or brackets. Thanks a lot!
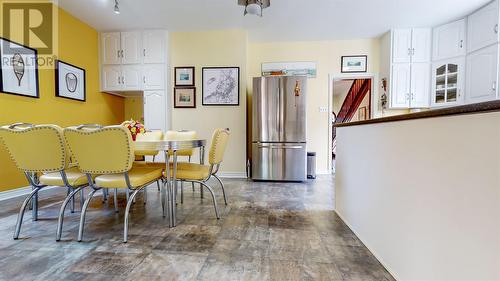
143,49,146,57
143,76,146,84
459,40,463,48
117,50,120,59
495,24,499,34
408,48,411,56
412,48,415,56
117,76,120,84
493,82,497,91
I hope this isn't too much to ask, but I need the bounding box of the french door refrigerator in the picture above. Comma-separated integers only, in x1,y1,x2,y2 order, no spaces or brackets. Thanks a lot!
252,76,307,182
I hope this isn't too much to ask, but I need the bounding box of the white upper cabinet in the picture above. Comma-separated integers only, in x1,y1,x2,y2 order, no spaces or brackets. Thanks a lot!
392,29,413,63
122,65,143,90
101,32,121,65
431,58,465,107
144,91,166,131
467,0,499,53
411,28,432,63
433,19,466,60
410,63,431,108
143,30,166,64
391,63,412,108
101,65,122,91
121,31,143,64
143,64,165,90
466,44,499,103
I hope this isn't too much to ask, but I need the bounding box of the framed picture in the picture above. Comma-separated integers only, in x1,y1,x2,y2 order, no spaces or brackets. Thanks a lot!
341,55,367,73
175,66,195,86
202,67,239,106
55,60,86,101
0,37,39,98
358,106,367,121
174,87,196,108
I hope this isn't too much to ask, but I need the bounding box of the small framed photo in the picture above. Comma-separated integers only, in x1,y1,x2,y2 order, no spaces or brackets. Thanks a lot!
175,66,195,87
202,67,239,106
341,55,367,73
0,37,39,98
174,87,196,108
358,106,367,121
55,60,86,101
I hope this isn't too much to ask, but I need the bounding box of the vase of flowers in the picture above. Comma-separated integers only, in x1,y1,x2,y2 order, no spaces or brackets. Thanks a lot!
122,119,146,141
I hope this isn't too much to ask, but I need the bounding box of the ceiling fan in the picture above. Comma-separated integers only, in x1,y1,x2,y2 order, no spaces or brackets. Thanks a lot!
238,0,270,17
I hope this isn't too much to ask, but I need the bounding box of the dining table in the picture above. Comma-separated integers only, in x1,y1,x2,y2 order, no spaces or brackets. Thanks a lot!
134,138,207,227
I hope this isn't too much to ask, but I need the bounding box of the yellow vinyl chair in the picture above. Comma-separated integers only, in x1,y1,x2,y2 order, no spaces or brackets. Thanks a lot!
168,129,230,219
0,123,89,240
64,125,163,243
134,131,164,192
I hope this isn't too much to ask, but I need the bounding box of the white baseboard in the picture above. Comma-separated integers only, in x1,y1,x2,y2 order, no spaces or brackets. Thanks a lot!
317,170,332,175
0,185,58,202
218,172,247,179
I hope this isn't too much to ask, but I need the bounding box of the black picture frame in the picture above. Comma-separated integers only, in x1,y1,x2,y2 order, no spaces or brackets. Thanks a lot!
55,60,86,102
0,37,40,99
341,55,368,73
174,66,195,87
202,67,240,106
174,87,196,108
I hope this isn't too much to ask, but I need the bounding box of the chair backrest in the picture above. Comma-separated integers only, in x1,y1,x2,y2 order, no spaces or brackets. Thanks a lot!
64,125,134,174
165,130,198,157
0,123,70,173
209,129,230,165
135,131,163,157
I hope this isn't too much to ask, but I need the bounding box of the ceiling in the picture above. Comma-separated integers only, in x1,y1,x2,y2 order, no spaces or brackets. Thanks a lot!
58,0,490,42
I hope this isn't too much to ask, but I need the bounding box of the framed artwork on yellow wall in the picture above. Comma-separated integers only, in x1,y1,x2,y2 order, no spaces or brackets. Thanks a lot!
55,60,86,102
175,66,195,87
174,87,196,108
0,37,39,98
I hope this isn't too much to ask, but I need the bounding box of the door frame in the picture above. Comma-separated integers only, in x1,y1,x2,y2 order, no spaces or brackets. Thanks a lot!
327,73,377,172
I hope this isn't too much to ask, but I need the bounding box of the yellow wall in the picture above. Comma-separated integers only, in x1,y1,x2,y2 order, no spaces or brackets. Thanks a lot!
248,39,381,173
0,6,124,191
170,30,247,175
124,96,144,122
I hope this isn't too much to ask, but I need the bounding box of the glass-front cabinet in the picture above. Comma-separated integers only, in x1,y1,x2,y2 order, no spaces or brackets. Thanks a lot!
431,58,465,107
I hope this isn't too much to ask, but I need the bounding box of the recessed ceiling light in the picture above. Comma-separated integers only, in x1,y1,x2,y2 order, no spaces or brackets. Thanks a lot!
114,0,120,14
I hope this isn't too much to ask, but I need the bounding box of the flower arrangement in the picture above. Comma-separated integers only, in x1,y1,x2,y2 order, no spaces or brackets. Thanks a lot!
122,119,146,141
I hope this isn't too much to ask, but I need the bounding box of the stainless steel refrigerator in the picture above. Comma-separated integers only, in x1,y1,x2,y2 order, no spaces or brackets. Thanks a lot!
252,76,307,182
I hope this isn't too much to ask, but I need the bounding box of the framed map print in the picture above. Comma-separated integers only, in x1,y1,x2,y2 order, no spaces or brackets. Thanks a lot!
202,67,239,106
55,60,86,101
0,38,39,98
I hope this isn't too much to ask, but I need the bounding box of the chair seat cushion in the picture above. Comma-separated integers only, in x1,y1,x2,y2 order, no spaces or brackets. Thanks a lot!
94,167,162,189
39,167,88,187
165,163,211,181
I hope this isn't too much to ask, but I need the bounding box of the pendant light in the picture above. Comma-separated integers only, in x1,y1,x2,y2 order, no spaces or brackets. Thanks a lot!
114,0,120,14
238,0,270,17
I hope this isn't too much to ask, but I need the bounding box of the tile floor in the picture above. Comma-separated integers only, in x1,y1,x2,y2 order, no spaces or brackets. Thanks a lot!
0,176,394,281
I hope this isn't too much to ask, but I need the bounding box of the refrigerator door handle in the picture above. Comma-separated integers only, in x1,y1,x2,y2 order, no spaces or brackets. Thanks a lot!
258,145,304,149
277,86,281,140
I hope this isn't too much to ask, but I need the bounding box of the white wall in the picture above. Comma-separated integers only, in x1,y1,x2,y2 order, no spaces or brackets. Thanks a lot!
335,112,500,280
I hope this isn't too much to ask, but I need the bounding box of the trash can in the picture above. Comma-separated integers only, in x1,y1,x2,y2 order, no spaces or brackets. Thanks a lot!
307,152,316,179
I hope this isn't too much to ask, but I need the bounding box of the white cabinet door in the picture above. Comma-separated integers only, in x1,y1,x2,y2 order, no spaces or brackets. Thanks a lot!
144,90,166,131
467,0,499,53
121,31,142,64
143,30,166,64
431,58,466,107
101,32,121,65
410,63,431,108
392,29,413,63
390,63,411,108
101,65,122,91
411,28,432,63
122,65,143,90
143,64,165,90
466,44,499,103
433,19,466,60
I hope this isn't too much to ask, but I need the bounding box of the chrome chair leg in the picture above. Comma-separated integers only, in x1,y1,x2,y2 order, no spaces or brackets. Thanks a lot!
212,175,228,205
200,184,204,199
32,186,39,221
143,187,147,205
124,188,143,243
13,186,43,239
156,180,161,192
67,187,75,213
191,182,195,192
80,189,85,210
126,189,129,202
180,181,184,204
102,188,108,203
114,188,119,213
56,185,86,241
198,182,220,219
78,188,99,242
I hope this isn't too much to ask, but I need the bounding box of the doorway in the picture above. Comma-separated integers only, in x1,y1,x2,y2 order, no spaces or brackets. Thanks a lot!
330,76,373,172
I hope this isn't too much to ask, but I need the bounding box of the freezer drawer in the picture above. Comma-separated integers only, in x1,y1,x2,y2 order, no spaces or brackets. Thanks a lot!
252,142,307,182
